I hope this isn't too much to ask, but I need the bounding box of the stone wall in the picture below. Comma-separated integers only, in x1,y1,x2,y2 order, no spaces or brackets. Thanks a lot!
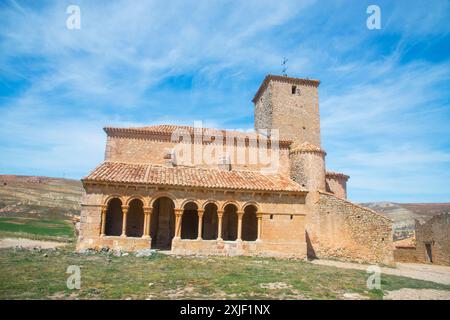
325,173,348,199
307,192,394,265
415,213,450,266
394,247,418,263
290,149,325,192
255,79,321,147
254,84,272,133
105,135,291,176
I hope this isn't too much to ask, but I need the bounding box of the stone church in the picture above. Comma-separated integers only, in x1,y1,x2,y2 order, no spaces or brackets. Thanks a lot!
77,75,394,264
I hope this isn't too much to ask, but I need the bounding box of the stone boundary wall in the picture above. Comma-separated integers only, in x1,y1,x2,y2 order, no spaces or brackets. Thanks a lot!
394,246,418,263
415,213,450,266
308,192,394,265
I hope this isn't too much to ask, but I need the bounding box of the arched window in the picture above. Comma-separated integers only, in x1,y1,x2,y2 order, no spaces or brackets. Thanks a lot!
181,202,198,239
126,199,145,237
105,198,123,236
202,203,218,240
242,205,258,241
222,204,238,241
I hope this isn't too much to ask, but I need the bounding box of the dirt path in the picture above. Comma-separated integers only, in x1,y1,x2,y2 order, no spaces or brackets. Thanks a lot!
310,260,450,285
0,238,67,249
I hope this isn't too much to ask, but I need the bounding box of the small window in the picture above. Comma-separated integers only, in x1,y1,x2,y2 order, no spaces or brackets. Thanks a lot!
270,214,274,220
290,215,293,220
291,85,297,94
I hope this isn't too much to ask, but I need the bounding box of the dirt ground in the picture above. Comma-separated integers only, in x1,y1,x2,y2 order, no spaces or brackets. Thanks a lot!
0,238,67,249
311,259,450,285
384,288,450,300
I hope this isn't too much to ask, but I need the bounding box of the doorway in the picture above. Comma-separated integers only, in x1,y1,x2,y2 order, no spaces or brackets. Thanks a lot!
425,243,433,263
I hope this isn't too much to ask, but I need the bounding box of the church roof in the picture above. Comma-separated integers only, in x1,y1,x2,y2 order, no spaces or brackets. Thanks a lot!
252,75,320,103
104,125,292,148
83,161,306,193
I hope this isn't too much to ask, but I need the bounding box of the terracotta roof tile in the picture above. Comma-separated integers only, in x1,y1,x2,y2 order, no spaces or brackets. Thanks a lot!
83,161,306,193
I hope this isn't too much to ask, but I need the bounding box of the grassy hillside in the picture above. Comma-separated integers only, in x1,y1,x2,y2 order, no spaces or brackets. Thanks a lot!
0,175,83,241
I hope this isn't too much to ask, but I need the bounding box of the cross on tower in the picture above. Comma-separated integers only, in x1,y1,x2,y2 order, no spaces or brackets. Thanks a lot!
282,57,288,76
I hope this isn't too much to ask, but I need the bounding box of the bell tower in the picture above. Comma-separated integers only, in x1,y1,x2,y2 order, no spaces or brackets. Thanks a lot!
252,75,326,191
252,75,321,147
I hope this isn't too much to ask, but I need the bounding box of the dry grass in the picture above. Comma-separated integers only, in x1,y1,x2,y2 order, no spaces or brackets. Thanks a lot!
1,244,449,300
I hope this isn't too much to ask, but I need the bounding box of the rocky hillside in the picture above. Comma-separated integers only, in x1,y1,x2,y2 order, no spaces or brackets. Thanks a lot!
360,202,450,240
0,175,83,220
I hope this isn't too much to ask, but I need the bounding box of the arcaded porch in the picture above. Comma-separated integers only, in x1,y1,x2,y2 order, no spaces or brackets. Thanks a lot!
99,195,263,251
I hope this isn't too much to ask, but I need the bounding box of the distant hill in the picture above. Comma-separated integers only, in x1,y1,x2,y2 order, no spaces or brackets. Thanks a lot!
0,175,83,220
360,202,450,240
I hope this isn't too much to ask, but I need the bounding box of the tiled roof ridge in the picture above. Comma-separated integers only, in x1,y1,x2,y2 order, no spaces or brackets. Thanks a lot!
83,161,306,193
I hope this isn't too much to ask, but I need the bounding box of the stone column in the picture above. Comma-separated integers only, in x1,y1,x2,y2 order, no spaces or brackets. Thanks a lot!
100,205,107,237
217,210,224,241
174,209,183,239
197,209,204,240
257,212,263,241
237,211,244,241
143,207,152,239
121,205,128,237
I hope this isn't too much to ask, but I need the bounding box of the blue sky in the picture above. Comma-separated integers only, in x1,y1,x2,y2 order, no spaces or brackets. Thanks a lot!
0,0,449,203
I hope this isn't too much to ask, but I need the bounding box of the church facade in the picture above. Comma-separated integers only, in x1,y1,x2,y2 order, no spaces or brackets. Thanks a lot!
77,75,394,264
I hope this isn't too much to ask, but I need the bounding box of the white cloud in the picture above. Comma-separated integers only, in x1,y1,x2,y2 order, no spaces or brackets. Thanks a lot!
0,0,449,202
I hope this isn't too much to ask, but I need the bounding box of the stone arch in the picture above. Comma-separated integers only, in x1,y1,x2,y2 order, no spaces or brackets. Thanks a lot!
126,198,145,237
180,198,201,210
151,197,176,249
242,201,261,213
202,202,218,240
242,204,258,241
222,203,238,241
181,201,198,239
202,199,220,210
104,194,124,206
220,200,241,212
125,195,146,207
150,192,178,208
105,197,123,236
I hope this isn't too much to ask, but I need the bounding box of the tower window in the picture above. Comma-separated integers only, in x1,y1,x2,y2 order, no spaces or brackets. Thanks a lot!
291,85,297,94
